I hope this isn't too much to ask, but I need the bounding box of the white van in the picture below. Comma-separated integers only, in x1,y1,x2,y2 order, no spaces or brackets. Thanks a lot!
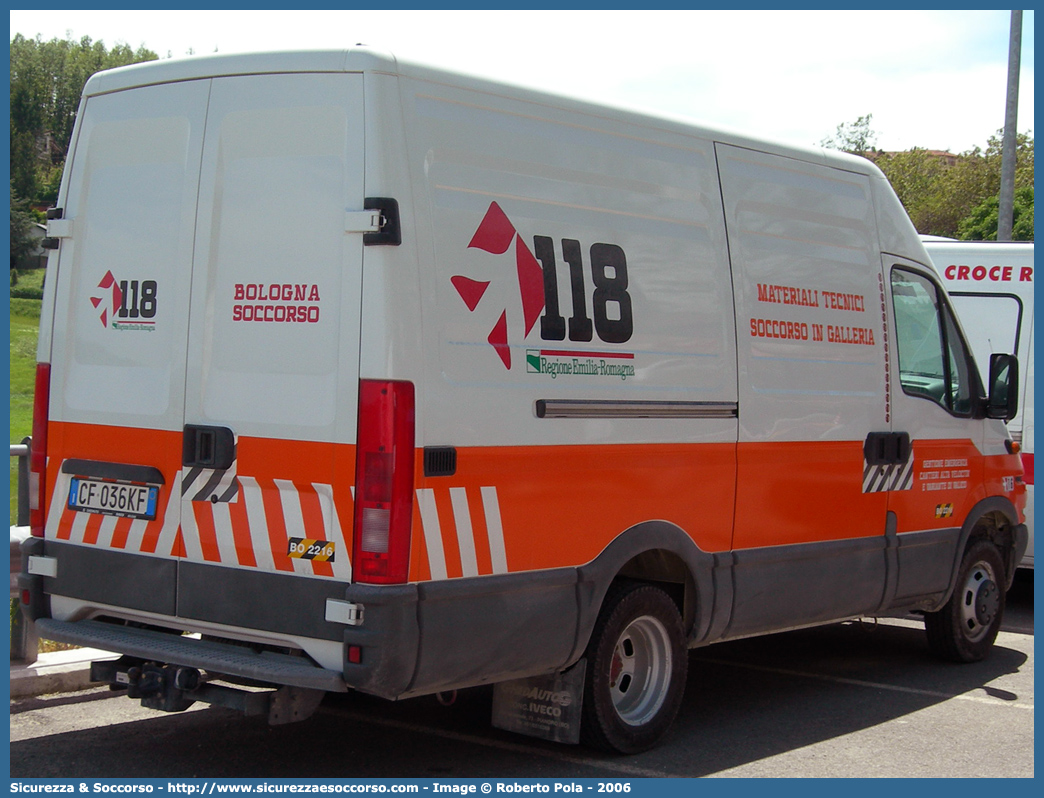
21,49,1026,753
924,240,1033,569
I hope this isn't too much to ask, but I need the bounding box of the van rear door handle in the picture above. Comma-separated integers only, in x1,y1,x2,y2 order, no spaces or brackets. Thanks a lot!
182,425,236,470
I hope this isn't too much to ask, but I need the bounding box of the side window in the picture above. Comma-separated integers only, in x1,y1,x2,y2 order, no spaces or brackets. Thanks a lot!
890,268,978,416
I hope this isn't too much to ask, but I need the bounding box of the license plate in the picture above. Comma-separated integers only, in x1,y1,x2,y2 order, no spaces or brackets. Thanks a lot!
67,478,159,521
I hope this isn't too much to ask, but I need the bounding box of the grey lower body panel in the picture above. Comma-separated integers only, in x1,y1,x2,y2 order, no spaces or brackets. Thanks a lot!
892,526,963,601
719,526,961,640
26,540,588,701
38,540,179,616
341,568,584,700
34,617,347,692
340,523,962,698
38,540,351,642
25,518,982,702
726,535,890,640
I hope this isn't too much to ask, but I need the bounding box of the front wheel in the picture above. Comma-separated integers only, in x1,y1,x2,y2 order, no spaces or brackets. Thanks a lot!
580,582,687,753
925,539,1006,662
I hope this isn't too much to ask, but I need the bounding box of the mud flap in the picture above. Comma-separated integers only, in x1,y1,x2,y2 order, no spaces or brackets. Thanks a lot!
491,659,586,744
268,685,325,725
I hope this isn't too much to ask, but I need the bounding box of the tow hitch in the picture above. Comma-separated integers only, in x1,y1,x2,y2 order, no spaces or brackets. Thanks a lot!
91,657,325,725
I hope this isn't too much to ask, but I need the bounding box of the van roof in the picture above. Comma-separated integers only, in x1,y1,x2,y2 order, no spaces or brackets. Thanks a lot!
83,48,400,96
922,239,1034,253
83,46,882,181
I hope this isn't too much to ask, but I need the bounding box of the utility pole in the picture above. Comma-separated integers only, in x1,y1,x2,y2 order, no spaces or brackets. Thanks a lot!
997,10,1022,241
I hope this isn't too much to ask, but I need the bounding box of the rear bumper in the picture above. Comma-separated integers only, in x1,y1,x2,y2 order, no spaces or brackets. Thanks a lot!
21,538,587,700
341,569,585,699
34,617,347,692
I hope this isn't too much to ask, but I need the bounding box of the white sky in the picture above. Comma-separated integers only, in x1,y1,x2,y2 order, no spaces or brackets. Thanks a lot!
8,8,1035,154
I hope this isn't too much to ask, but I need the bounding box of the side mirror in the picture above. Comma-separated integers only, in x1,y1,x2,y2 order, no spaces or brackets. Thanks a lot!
986,353,1019,421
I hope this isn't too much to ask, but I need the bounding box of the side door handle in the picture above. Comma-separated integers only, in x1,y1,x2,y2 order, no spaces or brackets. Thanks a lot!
864,431,911,465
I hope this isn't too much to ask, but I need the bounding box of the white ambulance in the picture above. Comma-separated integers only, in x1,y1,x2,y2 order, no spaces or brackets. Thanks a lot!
924,239,1033,569
21,49,1026,753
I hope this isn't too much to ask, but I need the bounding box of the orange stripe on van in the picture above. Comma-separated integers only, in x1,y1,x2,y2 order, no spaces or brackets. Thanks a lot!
192,503,222,563
734,440,886,549
258,478,294,573
139,483,177,555
48,422,182,472
228,492,258,568
434,488,465,580
170,529,186,559
55,511,74,541
110,517,133,550
466,487,495,576
81,513,103,546
43,421,1021,588
238,437,336,484
139,516,163,554
43,421,355,576
410,442,737,579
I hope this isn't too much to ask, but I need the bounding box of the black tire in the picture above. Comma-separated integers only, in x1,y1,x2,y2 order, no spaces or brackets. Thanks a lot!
580,582,687,754
925,539,1007,663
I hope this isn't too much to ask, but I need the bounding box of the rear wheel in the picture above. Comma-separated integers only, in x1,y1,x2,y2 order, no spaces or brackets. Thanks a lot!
925,539,1006,662
580,582,687,753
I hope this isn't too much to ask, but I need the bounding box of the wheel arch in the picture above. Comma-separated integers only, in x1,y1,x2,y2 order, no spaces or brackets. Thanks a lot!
571,521,718,665
940,496,1024,606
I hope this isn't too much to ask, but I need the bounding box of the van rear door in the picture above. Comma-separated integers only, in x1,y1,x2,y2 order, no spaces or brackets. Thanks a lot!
44,80,209,615
181,71,369,618
44,71,365,627
178,73,364,612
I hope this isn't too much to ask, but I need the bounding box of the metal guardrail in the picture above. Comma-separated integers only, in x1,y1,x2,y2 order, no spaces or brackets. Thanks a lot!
11,438,30,527
10,437,37,664
10,438,31,596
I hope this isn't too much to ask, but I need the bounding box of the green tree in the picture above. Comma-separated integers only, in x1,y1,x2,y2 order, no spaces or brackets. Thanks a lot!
941,132,1034,239
9,33,158,204
958,186,1034,241
10,187,37,274
873,148,954,235
820,113,878,157
822,116,1034,239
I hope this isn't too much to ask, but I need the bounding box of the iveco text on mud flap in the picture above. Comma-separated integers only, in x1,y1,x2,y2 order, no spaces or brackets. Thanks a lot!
22,48,1026,753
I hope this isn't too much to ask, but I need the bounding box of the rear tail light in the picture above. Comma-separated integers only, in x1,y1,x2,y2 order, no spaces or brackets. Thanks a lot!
353,380,415,583
30,363,51,538
1021,452,1034,486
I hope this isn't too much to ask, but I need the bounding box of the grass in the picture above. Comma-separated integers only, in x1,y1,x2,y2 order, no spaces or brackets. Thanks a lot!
9,269,81,652
10,266,45,299
10,285,42,525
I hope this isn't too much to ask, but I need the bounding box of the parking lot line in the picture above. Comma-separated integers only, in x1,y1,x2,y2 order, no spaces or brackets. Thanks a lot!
692,655,1033,710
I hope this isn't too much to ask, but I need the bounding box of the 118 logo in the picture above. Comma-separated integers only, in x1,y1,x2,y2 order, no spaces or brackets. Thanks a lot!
451,202,634,368
90,271,157,329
